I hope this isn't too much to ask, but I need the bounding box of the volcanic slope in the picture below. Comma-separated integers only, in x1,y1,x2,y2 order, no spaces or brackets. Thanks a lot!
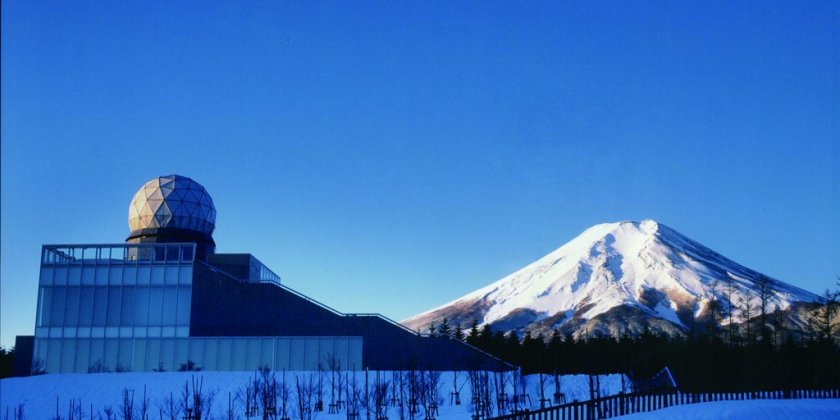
402,220,818,338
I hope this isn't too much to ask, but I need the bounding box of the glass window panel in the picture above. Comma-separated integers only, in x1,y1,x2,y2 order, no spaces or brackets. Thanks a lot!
133,326,147,337
35,327,49,337
120,286,135,326
175,327,189,337
64,287,80,326
119,266,134,285
333,338,348,370
89,338,105,372
147,338,161,371
46,339,61,373
246,338,260,370
173,338,190,370
118,339,132,371
33,339,48,373
166,246,179,262
165,266,179,285
50,287,66,326
176,287,191,326
104,267,119,285
151,266,166,285
348,338,363,371
319,338,335,368
39,268,54,286
49,327,62,338
148,287,164,325
188,339,203,370
289,338,304,370
161,326,175,337
54,267,68,286
261,338,274,370
75,339,90,373
91,327,105,338
203,339,218,371
162,287,177,325
105,327,119,338
231,339,246,371
78,287,93,325
107,287,122,326
77,327,91,338
178,267,193,285
133,339,147,372
275,338,290,371
81,267,95,285
69,267,82,286
136,266,150,285
218,338,232,371
160,338,175,372
119,327,132,338
62,327,76,337
134,286,150,325
61,339,75,373
104,339,119,372
38,287,52,326
181,246,193,262
93,287,108,326
304,338,319,370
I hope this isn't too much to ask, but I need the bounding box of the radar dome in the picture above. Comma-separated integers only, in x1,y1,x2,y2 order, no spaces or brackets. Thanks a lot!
128,175,216,236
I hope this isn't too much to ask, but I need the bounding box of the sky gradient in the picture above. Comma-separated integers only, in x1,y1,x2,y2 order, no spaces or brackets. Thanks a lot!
2,1,838,347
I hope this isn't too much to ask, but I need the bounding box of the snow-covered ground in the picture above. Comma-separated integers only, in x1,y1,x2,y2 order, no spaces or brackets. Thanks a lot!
615,399,840,419
1,371,629,419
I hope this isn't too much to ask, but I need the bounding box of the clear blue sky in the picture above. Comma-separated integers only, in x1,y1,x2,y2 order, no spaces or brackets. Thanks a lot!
2,1,838,348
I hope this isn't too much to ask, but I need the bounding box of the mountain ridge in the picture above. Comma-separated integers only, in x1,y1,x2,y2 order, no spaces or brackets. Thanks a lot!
402,220,819,338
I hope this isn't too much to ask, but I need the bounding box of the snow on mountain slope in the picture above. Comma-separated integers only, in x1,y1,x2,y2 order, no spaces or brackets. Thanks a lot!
402,220,818,337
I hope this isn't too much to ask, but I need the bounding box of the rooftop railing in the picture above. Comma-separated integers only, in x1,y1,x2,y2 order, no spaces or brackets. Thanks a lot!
42,243,197,265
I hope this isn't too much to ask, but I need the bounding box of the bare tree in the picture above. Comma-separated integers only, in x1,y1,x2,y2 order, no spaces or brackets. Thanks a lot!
120,388,135,420
755,275,774,343
738,290,758,344
159,392,181,420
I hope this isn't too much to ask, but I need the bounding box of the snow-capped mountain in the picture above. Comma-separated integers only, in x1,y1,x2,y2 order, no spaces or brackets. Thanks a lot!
402,220,819,338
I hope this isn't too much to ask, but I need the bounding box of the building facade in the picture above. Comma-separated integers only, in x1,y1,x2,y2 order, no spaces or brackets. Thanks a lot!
17,175,511,375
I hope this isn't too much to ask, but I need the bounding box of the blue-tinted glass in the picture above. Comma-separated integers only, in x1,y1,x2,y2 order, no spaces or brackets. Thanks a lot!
78,287,94,325
120,287,135,326
231,339,246,371
118,339,132,371
133,339,147,372
165,266,179,285
151,266,165,285
176,287,191,325
39,268,54,286
33,339,47,372
148,287,163,325
104,339,119,371
93,287,108,326
181,246,193,262
275,338,290,371
54,267,68,286
202,339,218,371
68,267,82,286
89,338,105,371
64,287,81,326
136,266,150,285
146,338,161,371
260,339,274,369
105,267,120,285
217,338,232,370
38,287,52,326
166,246,179,262
160,338,175,371
106,288,121,326
50,287,66,326
348,338,363,370
178,267,193,285
80,267,95,285
60,339,75,373
290,338,304,370
134,286,150,325
188,339,203,370
75,339,90,373
154,246,166,262
319,338,335,367
246,338,260,370
46,339,61,373
162,287,177,325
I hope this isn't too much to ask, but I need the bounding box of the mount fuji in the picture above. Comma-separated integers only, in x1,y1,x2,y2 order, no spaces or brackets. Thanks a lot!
402,220,819,338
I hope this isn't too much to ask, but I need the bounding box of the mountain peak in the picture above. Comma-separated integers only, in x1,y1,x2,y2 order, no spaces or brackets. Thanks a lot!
403,220,818,338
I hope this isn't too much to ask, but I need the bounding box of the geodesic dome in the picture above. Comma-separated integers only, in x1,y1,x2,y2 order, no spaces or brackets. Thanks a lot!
128,175,216,236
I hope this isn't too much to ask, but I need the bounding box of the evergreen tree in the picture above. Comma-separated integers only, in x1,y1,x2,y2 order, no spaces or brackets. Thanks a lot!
438,317,451,336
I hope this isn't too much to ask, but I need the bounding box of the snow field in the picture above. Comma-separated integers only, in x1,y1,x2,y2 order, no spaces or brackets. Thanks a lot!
1,371,628,419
